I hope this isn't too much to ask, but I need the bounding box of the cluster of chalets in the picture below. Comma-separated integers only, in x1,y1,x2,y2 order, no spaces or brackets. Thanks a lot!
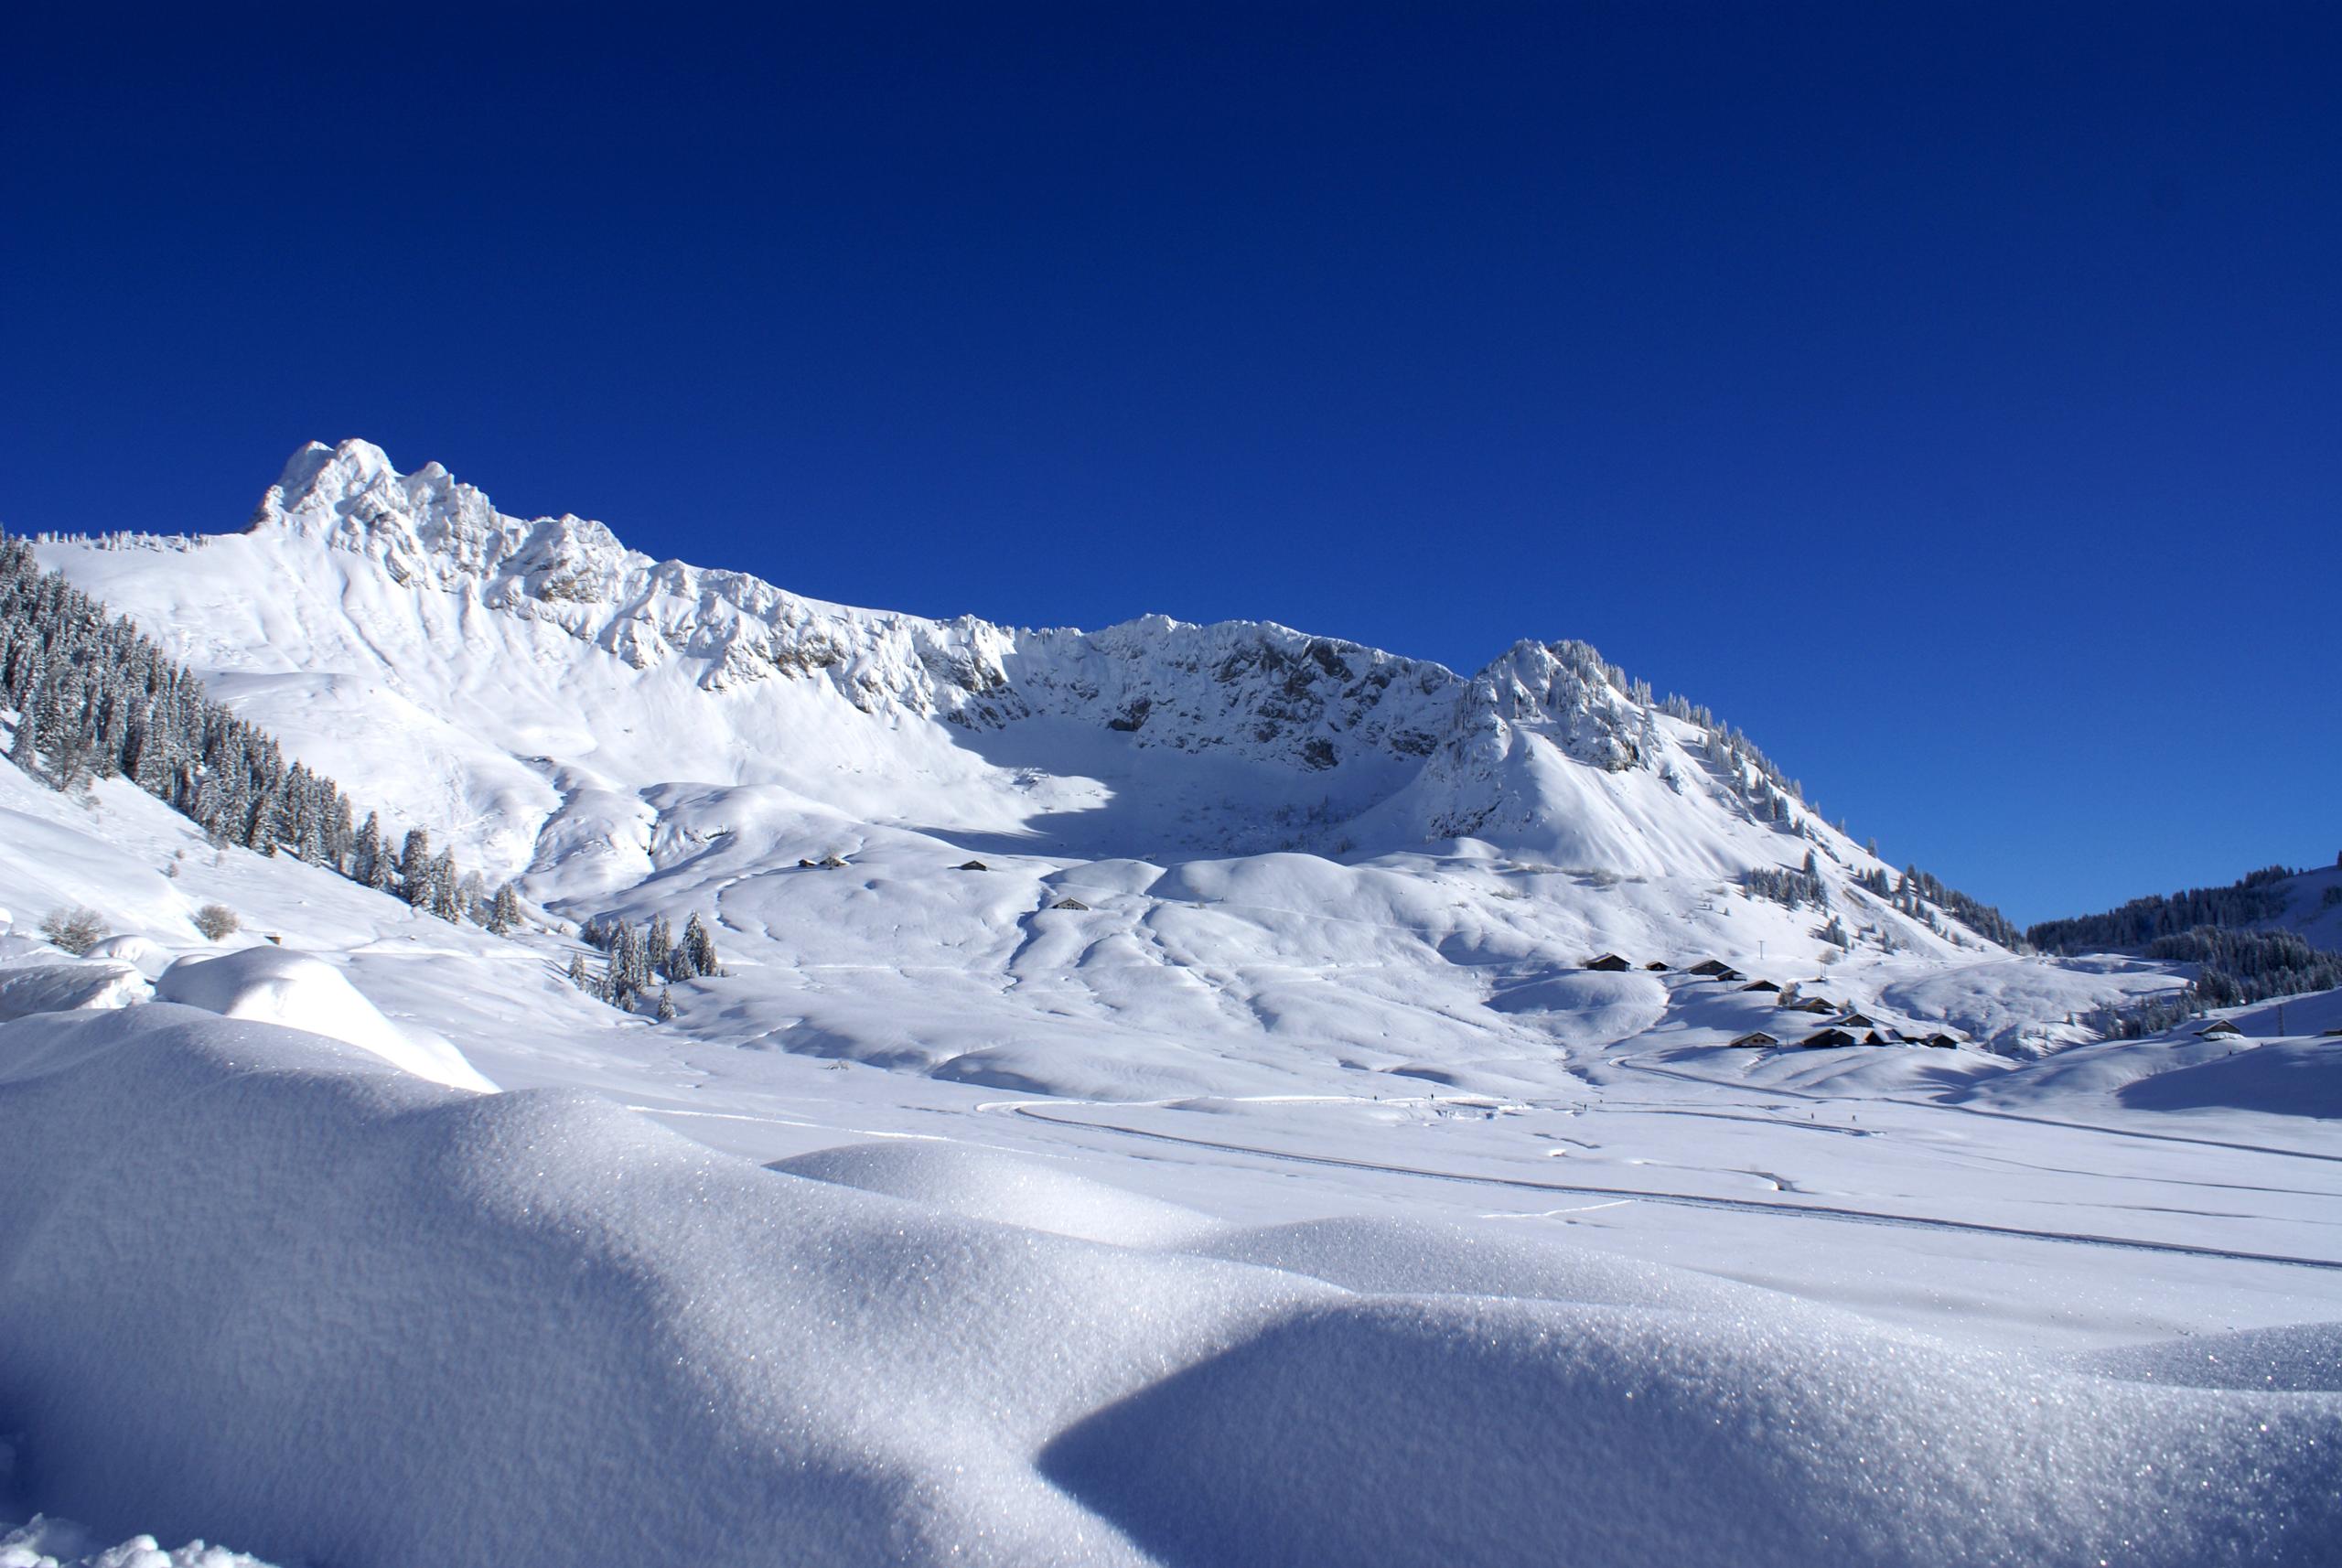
1580,952,1965,1050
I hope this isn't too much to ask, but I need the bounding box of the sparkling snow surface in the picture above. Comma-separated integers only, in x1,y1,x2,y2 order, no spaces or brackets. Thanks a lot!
3,441,2337,1564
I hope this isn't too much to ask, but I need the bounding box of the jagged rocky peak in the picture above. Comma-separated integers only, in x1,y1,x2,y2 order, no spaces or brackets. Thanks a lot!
1465,638,1656,772
252,437,628,588
229,441,1482,761
245,439,972,698
227,441,1667,782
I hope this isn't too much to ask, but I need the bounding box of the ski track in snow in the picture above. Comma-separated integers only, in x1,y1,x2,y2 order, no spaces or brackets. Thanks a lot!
983,1099,2342,1273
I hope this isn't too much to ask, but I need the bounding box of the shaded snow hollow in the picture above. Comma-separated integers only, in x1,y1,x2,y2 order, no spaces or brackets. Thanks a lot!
1,1006,2336,1568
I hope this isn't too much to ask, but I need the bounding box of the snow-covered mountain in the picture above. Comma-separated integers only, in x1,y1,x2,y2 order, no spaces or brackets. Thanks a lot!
49,442,1975,912
8,440,2340,1568
27,438,2103,1090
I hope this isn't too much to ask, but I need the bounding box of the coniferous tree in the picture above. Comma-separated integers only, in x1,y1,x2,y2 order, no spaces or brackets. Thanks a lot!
427,851,462,922
399,829,435,908
8,683,41,775
488,882,522,936
353,812,385,888
680,913,723,979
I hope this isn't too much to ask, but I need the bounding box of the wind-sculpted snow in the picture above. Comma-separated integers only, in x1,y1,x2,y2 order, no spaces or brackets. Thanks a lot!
2,1007,2337,1567
0,961,147,1024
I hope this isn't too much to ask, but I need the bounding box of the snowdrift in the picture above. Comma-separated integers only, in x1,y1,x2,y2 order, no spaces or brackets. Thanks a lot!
0,961,147,1025
2,1006,2337,1567
154,947,495,1092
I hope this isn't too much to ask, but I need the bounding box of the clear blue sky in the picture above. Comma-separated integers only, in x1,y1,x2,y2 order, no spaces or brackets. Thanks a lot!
3,5,2335,925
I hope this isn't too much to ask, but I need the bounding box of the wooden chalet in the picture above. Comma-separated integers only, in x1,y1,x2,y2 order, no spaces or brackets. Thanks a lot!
1728,1031,1780,1047
1922,1034,1960,1048
1741,979,1781,993
1833,1012,1879,1029
957,860,990,872
1645,961,1671,972
1687,959,1735,977
1800,1028,1857,1048
1584,953,1634,972
1781,996,1836,1014
2197,1019,2243,1039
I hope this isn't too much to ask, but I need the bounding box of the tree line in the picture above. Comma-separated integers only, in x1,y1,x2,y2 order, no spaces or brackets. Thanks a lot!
2028,865,2307,953
2146,927,2342,1010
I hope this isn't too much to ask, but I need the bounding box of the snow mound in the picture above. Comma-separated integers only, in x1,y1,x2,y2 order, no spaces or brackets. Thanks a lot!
771,1140,1219,1248
2078,1322,2342,1392
78,937,172,981
1486,970,1669,1044
0,963,148,1024
1189,1216,1768,1313
0,1006,1316,1568
2116,1040,2342,1119
1041,1294,2342,1568
153,949,495,1092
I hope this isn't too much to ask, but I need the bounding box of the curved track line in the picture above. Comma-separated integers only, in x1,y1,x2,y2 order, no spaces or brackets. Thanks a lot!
994,1103,2342,1273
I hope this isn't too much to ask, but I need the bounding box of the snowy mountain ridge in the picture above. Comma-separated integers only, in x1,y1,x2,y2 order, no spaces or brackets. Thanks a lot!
207,439,1665,789
243,437,1469,767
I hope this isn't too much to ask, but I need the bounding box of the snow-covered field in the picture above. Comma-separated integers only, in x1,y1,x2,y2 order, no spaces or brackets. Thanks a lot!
3,442,2337,1564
